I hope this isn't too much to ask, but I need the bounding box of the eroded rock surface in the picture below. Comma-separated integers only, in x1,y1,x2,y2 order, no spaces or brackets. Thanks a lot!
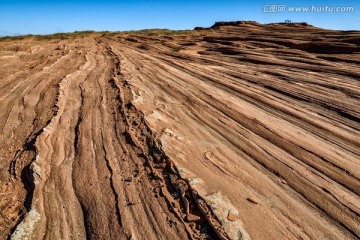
0,22,359,239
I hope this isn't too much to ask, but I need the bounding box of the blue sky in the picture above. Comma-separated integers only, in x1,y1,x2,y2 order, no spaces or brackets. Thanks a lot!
0,0,359,36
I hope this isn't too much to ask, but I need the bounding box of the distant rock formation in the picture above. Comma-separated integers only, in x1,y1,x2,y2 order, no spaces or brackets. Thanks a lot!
211,21,259,28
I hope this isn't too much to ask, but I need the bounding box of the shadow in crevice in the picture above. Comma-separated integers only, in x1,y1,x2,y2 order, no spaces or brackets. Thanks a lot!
7,156,35,240
6,123,49,239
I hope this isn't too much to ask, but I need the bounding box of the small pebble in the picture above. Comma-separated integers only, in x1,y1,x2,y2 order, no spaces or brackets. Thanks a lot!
227,211,238,222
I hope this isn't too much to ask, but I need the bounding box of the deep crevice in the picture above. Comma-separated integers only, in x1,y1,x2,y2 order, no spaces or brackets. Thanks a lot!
105,43,223,240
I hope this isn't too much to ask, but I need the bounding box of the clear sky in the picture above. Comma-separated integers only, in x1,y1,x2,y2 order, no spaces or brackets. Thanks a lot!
0,0,359,36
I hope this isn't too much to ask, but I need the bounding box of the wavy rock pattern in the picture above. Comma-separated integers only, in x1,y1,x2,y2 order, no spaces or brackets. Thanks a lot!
0,22,359,239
